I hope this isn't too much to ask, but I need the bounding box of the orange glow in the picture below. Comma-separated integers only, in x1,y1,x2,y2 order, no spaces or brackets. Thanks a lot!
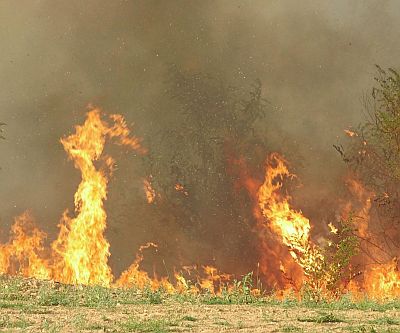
0,109,398,300
257,153,323,281
348,259,400,300
50,109,144,286
0,212,50,279
143,178,156,203
115,242,160,289
344,178,372,238
364,259,400,299
175,183,189,196
344,129,358,137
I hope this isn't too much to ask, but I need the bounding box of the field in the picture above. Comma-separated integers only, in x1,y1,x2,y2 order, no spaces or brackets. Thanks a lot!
0,276,399,333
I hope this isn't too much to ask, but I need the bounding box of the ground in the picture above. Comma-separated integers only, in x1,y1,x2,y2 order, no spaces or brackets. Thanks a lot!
0,276,399,332
2,303,400,332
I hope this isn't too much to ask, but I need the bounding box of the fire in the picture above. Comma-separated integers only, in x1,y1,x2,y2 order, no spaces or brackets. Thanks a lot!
0,108,399,301
143,178,156,203
364,259,400,299
328,223,338,235
50,109,144,286
175,183,189,196
343,177,373,238
0,108,236,295
348,259,400,300
344,129,358,137
257,153,323,278
0,108,144,286
0,212,50,279
115,242,160,289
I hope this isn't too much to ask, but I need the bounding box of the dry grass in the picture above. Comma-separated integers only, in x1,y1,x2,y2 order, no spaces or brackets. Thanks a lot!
0,275,399,333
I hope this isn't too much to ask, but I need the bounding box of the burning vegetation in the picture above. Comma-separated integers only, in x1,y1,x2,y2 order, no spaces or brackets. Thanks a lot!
0,68,399,302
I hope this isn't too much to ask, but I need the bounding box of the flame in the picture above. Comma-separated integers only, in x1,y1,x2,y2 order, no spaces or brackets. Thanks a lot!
348,259,400,300
328,223,338,235
0,108,144,286
143,178,156,203
0,108,236,295
343,178,372,238
344,129,358,137
257,154,323,277
50,109,143,286
0,109,399,300
117,257,233,295
175,183,189,196
363,259,400,299
0,212,50,279
115,242,161,289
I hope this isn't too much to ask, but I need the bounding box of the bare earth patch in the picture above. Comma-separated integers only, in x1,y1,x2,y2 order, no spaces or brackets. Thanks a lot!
0,303,399,332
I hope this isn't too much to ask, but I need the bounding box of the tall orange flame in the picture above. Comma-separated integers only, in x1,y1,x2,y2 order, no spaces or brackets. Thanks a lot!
0,110,398,300
257,154,322,270
51,109,143,286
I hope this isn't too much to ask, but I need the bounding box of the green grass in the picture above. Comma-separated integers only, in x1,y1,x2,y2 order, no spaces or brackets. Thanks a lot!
41,319,64,333
213,319,232,326
119,318,175,333
368,316,400,325
297,312,345,323
80,285,117,307
345,326,400,333
0,275,400,317
281,325,304,332
37,285,78,306
0,315,32,329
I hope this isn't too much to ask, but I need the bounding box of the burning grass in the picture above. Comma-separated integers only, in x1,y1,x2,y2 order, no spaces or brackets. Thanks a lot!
0,107,399,310
0,275,399,333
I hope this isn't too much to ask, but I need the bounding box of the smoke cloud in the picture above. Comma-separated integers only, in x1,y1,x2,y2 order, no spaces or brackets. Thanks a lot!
1,0,400,278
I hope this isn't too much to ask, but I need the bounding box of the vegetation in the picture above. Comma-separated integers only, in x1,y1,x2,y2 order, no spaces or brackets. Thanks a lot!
135,68,273,272
0,122,5,140
337,66,400,194
300,215,360,301
335,65,400,261
0,275,398,332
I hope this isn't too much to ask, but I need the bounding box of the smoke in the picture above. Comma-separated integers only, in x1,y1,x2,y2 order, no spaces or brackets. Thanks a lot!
1,1,400,279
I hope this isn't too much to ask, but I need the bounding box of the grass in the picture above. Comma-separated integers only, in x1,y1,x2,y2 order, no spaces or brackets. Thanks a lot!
345,326,400,333
281,325,304,332
368,316,400,325
3,274,398,311
119,318,175,333
297,312,346,323
0,315,32,329
214,319,232,326
0,275,399,332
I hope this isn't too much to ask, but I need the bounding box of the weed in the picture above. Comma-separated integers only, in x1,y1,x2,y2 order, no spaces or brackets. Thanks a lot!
81,285,116,307
0,315,32,329
42,319,63,333
0,301,26,309
143,288,163,304
214,320,232,326
72,313,87,329
297,312,345,323
119,318,172,333
281,325,304,332
37,285,78,306
369,316,400,325
346,326,379,333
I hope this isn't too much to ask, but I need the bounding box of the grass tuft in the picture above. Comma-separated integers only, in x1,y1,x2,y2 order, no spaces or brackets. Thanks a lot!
297,312,345,323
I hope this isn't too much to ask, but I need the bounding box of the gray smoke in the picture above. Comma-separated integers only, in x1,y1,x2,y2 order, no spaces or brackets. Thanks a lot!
1,0,400,277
